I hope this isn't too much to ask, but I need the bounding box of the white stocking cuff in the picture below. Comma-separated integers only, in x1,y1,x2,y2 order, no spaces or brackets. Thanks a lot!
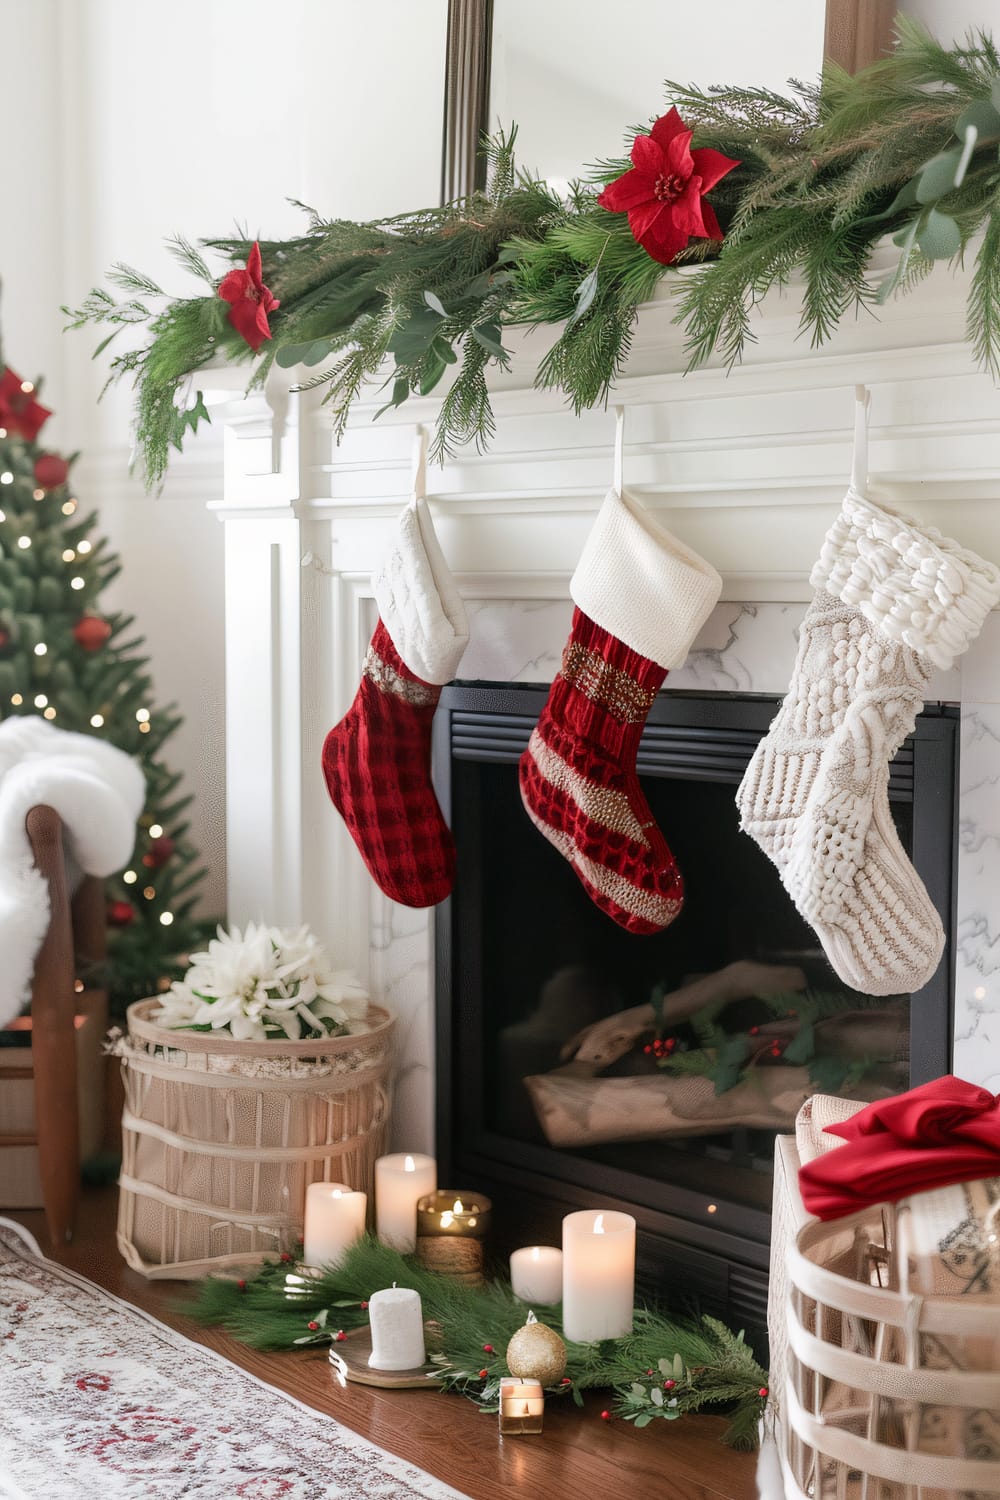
571,487,723,669
811,495,1000,671
373,497,469,685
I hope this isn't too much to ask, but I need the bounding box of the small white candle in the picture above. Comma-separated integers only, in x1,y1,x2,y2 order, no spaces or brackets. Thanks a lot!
367,1283,426,1371
498,1376,545,1435
562,1209,635,1342
303,1182,367,1268
510,1245,563,1305
375,1152,436,1252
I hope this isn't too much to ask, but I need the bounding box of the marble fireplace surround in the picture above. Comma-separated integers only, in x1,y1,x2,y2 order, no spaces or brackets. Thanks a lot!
210,255,1000,1151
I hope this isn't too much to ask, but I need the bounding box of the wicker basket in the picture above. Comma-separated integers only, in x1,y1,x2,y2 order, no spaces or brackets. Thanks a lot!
781,1203,1000,1500
116,999,394,1279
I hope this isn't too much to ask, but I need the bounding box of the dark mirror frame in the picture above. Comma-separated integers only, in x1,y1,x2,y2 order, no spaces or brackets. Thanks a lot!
441,0,896,201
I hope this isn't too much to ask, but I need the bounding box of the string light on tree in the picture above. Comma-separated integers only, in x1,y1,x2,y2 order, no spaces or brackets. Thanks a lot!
89,713,104,727
33,643,47,656
122,870,137,885
43,707,56,720
61,499,76,515
33,694,47,708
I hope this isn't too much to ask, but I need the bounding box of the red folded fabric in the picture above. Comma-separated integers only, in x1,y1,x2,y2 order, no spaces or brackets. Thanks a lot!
798,1075,1000,1220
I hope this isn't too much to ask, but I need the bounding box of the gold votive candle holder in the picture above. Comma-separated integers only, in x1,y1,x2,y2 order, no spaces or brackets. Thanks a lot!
415,1190,492,1283
498,1376,544,1435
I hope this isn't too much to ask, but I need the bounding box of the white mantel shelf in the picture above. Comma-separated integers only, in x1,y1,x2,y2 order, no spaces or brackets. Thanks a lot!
209,255,1000,1149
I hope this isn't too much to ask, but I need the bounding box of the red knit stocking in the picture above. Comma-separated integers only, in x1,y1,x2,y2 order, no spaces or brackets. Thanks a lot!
322,622,454,908
519,609,684,935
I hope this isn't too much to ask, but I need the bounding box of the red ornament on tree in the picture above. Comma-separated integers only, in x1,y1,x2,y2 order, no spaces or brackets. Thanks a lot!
72,615,112,651
597,107,740,265
107,900,135,927
142,835,176,870
0,367,52,441
218,242,280,352
33,453,70,490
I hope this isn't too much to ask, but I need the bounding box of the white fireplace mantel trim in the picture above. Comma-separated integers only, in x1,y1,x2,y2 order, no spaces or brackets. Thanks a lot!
210,262,1000,1148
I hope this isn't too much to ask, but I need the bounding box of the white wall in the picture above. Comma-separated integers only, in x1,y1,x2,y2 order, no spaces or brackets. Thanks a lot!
0,0,447,921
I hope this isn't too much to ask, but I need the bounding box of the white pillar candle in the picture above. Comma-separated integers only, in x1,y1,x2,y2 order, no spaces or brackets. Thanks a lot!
561,1209,636,1342
509,1245,563,1305
374,1152,436,1252
303,1182,367,1268
367,1283,426,1371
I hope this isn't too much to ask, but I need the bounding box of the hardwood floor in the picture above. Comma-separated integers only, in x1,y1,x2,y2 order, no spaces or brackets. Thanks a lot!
4,1188,758,1500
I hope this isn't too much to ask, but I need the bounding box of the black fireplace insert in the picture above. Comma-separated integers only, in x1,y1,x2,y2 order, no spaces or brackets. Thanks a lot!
433,685,957,1351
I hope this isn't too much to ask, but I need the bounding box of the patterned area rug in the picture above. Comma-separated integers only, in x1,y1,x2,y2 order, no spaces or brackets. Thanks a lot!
0,1220,469,1500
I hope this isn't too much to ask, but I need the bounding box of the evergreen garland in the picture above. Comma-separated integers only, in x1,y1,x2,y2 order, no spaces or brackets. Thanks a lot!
65,21,1000,488
184,1235,768,1450
652,987,899,1096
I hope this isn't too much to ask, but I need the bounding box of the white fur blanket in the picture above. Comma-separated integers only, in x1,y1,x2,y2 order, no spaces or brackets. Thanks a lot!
0,717,144,1027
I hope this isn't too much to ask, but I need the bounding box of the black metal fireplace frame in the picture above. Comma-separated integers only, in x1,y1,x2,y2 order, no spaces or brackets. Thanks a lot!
432,684,958,1336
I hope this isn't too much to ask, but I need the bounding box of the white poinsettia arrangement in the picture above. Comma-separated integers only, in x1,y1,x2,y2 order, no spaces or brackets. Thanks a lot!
151,922,370,1041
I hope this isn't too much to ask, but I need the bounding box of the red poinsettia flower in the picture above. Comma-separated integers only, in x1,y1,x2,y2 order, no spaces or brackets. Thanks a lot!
597,107,740,265
0,367,53,441
217,242,280,352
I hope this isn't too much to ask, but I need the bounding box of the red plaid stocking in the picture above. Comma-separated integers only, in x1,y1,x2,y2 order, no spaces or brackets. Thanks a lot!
322,458,468,908
519,446,721,934
323,621,455,907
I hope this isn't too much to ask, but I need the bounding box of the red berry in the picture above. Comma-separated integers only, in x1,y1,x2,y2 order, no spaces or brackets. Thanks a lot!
335,1330,347,1342
307,1320,319,1331
560,1377,572,1385
646,1369,654,1376
280,1252,292,1263
237,1280,247,1291
749,1026,760,1036
643,1044,653,1055
759,1387,769,1399
483,1344,494,1354
360,1300,369,1310
600,1410,611,1421
663,1379,676,1390
479,1369,489,1379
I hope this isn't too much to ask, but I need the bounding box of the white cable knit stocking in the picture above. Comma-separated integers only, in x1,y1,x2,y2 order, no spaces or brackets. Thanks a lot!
737,493,1000,996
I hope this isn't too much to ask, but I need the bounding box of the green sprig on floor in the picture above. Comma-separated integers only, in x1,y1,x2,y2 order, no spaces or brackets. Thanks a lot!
182,1235,768,1450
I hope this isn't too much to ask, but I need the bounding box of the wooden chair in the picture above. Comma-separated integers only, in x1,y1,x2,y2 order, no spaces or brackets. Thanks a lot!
6,806,107,1244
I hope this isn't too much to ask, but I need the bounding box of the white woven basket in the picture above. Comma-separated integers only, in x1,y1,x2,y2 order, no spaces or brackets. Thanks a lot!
781,1203,1000,1500
116,999,393,1279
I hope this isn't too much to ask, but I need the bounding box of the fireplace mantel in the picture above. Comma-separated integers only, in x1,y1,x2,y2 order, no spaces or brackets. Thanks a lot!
208,255,1000,1148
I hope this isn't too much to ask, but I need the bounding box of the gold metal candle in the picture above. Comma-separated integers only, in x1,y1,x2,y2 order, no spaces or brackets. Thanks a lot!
498,1376,544,1436
414,1191,492,1283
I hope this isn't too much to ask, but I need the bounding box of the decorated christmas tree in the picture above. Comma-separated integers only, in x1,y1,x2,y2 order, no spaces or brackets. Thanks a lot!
0,350,214,1012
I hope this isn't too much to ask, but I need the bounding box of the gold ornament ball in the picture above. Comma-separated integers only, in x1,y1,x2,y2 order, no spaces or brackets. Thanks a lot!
505,1314,567,1386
